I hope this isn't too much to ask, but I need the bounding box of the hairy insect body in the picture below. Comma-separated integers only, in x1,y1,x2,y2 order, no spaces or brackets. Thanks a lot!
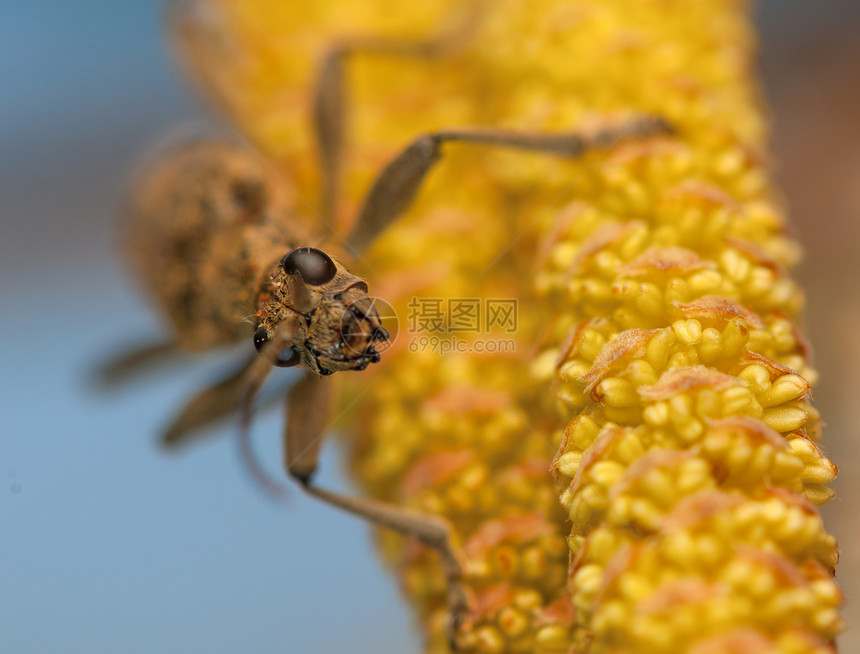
125,141,319,351
125,139,389,378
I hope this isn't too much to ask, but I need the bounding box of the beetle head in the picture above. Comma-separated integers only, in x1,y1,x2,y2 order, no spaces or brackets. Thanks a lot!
254,247,389,375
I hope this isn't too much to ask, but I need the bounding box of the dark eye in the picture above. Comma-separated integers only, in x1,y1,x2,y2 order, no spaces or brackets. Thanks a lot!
281,247,337,286
253,327,302,368
273,346,301,368
253,327,269,351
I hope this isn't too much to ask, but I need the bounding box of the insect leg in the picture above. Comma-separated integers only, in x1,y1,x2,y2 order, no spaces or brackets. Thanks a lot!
159,353,287,497
95,339,180,387
162,316,302,493
348,116,672,251
235,313,305,481
284,373,469,647
303,484,469,648
313,3,484,222
161,354,258,448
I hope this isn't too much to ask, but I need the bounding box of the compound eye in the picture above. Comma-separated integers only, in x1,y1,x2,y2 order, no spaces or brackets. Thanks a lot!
253,327,302,368
273,346,301,368
281,247,337,286
253,326,269,352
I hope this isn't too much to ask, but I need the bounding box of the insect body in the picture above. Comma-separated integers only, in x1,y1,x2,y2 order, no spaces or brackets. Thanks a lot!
125,141,386,375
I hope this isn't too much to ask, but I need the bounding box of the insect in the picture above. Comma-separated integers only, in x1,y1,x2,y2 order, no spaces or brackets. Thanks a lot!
109,3,673,647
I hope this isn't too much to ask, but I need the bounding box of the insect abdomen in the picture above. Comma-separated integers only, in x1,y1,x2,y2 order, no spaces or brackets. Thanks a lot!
124,141,307,351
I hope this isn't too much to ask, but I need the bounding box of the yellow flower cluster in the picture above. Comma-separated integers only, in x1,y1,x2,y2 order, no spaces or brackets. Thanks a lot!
521,3,844,652
172,0,843,651
353,351,576,653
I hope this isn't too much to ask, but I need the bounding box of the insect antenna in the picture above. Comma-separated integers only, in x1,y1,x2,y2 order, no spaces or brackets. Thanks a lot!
237,318,302,497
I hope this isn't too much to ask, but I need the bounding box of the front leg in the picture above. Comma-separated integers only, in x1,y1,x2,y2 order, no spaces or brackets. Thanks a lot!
284,372,332,480
348,116,673,250
284,372,470,648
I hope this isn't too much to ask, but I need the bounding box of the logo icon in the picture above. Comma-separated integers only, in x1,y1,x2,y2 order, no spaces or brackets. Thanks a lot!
340,296,399,355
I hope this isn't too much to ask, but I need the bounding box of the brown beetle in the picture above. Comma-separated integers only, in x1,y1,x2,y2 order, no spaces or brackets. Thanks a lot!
124,139,388,378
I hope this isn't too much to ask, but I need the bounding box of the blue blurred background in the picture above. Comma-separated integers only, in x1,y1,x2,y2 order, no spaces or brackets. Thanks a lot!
2,1,859,652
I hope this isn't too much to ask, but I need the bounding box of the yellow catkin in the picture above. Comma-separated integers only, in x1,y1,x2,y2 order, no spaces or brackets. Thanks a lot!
175,0,842,652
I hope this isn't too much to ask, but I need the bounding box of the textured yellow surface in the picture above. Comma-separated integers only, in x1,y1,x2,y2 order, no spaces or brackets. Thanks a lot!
175,0,842,651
